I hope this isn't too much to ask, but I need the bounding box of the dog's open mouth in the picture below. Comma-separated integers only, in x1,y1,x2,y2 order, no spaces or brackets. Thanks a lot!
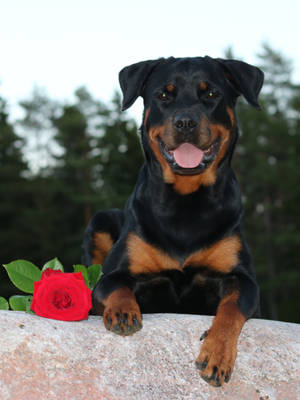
158,137,221,175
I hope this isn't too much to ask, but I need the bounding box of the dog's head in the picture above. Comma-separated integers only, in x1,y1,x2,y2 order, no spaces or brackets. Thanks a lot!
119,56,263,194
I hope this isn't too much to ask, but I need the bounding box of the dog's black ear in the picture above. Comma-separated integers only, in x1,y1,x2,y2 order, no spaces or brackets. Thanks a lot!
119,59,161,111
216,58,264,108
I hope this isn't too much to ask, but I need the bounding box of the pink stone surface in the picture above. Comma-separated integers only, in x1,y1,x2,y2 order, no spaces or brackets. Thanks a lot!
0,311,299,399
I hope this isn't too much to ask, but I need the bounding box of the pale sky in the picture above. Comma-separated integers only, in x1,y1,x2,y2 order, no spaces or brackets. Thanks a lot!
1,0,300,123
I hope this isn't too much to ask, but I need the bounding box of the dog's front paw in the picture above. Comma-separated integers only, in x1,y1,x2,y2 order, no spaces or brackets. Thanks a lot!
195,329,238,387
103,307,142,336
102,287,142,336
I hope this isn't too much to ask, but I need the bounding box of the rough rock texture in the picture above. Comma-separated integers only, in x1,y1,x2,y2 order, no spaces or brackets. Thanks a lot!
0,311,299,400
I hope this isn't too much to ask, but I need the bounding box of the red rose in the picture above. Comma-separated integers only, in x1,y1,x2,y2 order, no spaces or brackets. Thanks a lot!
31,269,92,321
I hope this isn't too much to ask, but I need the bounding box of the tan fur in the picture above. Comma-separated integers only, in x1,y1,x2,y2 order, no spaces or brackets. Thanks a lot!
102,287,142,335
92,232,114,265
127,233,181,274
127,234,241,275
199,81,208,90
226,107,235,126
184,235,242,273
166,84,175,92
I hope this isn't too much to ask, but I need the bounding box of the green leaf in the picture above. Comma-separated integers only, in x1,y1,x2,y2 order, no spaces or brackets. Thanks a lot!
3,260,42,294
9,295,32,311
0,296,9,310
87,264,102,289
73,264,89,287
42,257,64,272
25,296,34,314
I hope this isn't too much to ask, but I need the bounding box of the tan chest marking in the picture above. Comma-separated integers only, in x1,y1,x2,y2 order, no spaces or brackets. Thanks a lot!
184,236,242,273
127,234,241,275
127,233,181,274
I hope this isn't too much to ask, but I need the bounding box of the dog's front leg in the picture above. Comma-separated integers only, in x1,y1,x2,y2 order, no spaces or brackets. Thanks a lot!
196,272,259,387
92,236,143,336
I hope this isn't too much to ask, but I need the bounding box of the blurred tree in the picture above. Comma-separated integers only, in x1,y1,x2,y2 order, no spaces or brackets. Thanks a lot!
0,97,31,295
51,89,143,264
94,92,144,208
50,88,102,264
14,87,143,268
18,87,59,172
16,89,64,266
0,97,29,259
234,43,300,322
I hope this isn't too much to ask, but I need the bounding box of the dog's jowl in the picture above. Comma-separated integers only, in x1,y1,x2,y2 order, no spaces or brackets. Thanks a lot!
82,56,264,387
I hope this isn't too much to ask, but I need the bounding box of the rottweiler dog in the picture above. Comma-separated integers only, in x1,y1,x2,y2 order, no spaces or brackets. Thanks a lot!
82,56,264,387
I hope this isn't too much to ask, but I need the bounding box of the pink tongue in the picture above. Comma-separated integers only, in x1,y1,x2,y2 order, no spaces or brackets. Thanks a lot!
172,143,204,168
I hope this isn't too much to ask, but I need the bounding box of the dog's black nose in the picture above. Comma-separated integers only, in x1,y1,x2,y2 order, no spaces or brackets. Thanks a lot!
173,114,198,133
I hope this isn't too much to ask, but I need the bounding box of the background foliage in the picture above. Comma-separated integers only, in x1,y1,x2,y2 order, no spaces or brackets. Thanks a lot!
0,44,299,322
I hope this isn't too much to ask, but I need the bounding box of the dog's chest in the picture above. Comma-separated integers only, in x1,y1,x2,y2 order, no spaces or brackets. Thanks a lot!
133,269,221,314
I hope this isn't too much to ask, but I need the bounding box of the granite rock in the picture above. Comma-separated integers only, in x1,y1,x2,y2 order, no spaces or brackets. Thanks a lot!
0,311,299,399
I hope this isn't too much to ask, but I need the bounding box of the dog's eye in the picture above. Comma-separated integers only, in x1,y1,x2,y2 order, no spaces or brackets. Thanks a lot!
207,91,219,99
159,92,169,101
158,85,176,102
158,91,173,102
198,87,220,102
